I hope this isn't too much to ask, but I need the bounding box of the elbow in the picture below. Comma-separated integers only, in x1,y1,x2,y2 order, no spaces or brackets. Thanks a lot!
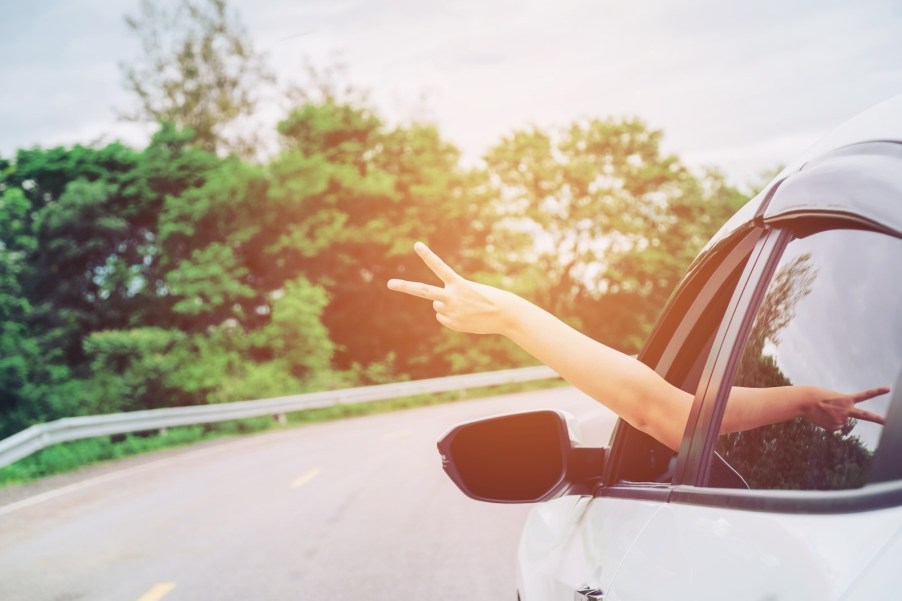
623,388,688,452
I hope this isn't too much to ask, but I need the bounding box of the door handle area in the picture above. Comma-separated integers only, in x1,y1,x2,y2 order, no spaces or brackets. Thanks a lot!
575,585,604,600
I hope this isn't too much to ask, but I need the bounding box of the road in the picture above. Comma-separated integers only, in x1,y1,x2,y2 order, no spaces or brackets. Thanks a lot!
0,386,616,601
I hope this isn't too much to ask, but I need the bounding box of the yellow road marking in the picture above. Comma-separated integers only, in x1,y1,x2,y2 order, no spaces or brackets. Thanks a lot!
136,582,176,601
290,467,322,489
381,429,410,441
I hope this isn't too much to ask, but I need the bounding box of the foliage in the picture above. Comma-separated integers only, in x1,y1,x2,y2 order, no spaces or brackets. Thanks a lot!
0,104,751,442
484,118,746,353
268,96,515,378
80,327,193,414
119,0,274,155
1,3,754,457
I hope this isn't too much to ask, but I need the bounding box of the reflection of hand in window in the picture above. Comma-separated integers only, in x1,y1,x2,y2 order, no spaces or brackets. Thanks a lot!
718,386,889,435
718,386,891,491
801,387,889,431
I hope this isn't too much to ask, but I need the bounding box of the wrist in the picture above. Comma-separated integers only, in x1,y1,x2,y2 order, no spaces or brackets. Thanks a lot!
494,290,527,338
798,386,829,419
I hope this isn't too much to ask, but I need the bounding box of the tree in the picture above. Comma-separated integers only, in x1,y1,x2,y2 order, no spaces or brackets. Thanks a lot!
120,0,274,155
270,96,521,377
0,161,98,438
589,165,746,351
484,117,746,352
0,126,230,433
7,143,141,365
3,127,219,364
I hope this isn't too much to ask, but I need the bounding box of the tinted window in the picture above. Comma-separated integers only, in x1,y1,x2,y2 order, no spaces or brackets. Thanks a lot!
714,228,902,490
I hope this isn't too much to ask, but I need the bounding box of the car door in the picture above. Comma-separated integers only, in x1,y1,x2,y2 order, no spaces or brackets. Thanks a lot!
605,221,902,601
517,224,765,601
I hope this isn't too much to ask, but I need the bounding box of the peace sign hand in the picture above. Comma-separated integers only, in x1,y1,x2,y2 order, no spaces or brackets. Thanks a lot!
804,386,890,431
387,242,515,335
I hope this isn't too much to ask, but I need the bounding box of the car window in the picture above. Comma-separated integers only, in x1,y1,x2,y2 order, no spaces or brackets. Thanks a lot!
712,227,902,491
608,229,760,484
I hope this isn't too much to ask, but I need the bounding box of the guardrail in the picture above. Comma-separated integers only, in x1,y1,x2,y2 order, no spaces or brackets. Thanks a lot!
0,365,559,469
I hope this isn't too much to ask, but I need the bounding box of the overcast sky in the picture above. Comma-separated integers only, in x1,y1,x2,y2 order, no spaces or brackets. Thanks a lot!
2,0,901,187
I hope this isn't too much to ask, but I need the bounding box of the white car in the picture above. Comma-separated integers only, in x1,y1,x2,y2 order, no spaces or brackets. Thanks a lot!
437,95,902,601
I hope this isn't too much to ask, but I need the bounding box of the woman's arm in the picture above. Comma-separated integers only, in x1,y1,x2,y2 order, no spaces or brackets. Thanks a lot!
388,243,887,450
388,243,693,447
722,385,887,434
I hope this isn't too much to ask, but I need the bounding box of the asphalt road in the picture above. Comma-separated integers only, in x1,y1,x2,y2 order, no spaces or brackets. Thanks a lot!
0,386,616,601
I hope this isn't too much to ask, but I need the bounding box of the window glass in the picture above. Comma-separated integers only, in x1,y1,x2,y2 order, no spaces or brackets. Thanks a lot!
714,228,902,490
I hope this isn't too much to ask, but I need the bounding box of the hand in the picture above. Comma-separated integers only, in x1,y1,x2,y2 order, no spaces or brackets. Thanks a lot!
386,242,514,335
803,386,890,431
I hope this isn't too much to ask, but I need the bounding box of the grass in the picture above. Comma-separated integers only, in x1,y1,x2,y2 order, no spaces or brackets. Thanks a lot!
0,378,565,489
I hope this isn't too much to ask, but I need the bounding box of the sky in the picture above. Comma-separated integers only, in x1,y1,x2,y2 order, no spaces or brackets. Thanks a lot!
2,0,901,187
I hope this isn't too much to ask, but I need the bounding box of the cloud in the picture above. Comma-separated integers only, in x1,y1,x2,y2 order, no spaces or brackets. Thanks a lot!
2,0,901,182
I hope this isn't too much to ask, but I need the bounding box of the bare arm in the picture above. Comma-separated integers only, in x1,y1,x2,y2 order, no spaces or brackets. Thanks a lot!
722,385,888,434
388,243,887,450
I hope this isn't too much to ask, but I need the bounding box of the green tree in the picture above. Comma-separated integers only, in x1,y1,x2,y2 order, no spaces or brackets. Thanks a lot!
4,127,218,365
0,126,227,433
79,327,193,414
120,0,274,155
485,117,746,352
271,97,519,377
0,159,101,434
0,184,43,432
4,144,140,366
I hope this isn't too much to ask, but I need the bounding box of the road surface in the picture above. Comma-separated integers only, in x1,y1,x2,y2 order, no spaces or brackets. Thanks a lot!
0,386,616,601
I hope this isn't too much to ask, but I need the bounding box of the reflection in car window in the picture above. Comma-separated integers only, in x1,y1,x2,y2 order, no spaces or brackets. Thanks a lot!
715,228,902,491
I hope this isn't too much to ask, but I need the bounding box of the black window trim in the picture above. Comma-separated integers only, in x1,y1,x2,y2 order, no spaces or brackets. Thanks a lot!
669,480,902,515
596,480,902,515
869,367,902,484
673,227,790,487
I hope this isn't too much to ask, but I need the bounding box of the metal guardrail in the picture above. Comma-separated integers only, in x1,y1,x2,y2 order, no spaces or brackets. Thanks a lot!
0,365,559,469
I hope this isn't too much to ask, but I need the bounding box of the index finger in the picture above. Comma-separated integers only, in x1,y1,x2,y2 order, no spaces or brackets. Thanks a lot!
853,387,891,404
415,242,460,284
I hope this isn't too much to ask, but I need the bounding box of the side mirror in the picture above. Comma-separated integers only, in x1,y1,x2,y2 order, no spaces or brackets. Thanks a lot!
436,409,607,503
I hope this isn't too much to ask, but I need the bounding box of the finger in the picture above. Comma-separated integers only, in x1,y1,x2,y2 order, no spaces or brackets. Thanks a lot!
433,300,445,312
387,278,446,300
849,408,887,426
853,387,891,404
436,312,456,330
415,242,460,284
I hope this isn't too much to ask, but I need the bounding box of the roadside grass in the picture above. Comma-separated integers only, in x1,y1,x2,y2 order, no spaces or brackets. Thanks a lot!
0,378,565,489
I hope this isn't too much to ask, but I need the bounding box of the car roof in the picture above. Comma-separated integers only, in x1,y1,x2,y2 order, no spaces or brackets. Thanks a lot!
705,93,902,250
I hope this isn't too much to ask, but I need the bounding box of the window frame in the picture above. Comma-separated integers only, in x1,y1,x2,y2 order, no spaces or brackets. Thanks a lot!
670,220,902,514
672,227,790,488
599,218,902,513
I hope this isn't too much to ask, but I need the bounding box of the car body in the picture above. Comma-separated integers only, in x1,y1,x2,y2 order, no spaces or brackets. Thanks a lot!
438,95,902,601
